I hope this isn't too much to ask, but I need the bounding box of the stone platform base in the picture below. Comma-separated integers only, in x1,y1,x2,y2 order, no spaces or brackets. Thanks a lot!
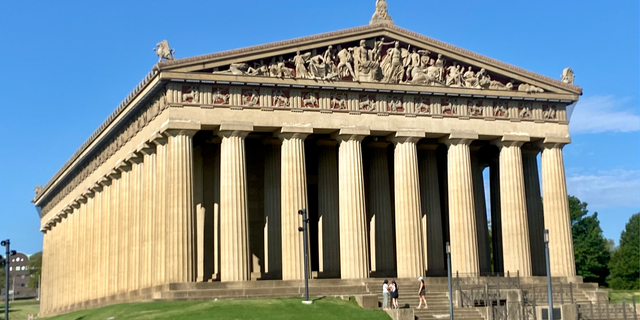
40,276,592,318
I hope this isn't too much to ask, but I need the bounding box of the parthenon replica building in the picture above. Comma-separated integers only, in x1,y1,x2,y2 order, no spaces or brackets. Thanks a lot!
33,1,581,315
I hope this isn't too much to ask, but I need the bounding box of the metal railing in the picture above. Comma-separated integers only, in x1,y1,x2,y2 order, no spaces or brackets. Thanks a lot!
576,297,638,320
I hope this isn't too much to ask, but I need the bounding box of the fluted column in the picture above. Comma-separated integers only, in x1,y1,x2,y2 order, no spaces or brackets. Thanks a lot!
219,130,251,281
540,140,576,277
367,142,395,275
263,138,282,278
117,163,131,293
336,133,369,279
152,134,168,285
392,136,424,278
443,135,479,275
99,176,111,298
129,155,143,290
523,148,546,276
279,131,309,280
496,138,532,276
317,140,340,276
470,148,491,275
418,145,446,276
108,169,120,296
166,129,197,283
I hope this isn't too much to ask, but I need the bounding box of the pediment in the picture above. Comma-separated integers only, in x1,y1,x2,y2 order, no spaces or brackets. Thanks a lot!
157,24,581,98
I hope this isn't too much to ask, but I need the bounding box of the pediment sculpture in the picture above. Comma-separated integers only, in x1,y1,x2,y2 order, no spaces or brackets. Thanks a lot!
211,36,545,93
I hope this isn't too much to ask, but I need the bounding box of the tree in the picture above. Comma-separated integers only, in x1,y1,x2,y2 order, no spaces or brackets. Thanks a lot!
569,196,611,286
28,251,42,289
607,213,639,289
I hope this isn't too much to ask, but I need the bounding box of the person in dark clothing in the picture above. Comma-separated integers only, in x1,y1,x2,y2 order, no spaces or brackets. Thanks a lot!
417,276,428,308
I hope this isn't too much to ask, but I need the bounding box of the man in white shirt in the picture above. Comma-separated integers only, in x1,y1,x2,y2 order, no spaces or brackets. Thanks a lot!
382,279,390,310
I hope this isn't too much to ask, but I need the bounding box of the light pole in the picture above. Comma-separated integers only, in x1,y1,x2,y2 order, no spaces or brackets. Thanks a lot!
2,239,16,320
544,229,554,320
446,242,454,320
298,209,312,305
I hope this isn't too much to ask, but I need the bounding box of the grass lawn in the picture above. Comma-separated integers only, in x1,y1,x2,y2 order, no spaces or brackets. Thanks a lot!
609,290,640,304
0,299,40,320
44,297,392,320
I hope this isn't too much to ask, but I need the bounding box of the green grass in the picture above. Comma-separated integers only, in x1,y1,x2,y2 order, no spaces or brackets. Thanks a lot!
0,299,40,320
43,297,391,320
609,290,640,304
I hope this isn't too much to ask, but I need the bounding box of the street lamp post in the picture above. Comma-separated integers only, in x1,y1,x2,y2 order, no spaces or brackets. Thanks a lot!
446,242,454,320
1,239,16,320
298,209,312,305
544,229,554,320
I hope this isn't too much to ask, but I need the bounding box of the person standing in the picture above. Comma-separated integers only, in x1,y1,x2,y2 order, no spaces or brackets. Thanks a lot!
417,277,428,309
390,280,399,309
382,279,390,310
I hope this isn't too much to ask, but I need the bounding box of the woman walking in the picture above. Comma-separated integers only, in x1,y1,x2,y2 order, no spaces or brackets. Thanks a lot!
417,277,428,309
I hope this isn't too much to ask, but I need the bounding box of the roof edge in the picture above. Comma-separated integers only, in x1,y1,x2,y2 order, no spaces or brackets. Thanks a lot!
157,23,582,94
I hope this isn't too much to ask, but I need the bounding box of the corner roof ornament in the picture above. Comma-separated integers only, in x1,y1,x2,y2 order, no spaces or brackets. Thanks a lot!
369,0,394,25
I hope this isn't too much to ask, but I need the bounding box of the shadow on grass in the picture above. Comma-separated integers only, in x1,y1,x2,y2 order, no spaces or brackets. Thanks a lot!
312,296,326,302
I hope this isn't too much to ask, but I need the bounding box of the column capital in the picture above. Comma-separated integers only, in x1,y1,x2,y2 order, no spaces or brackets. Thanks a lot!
277,132,309,141
332,133,366,143
395,129,426,139
125,151,143,165
390,135,421,145
160,119,201,137
218,130,250,139
220,121,254,132
115,159,132,172
149,131,168,146
492,134,530,148
440,131,478,147
136,142,156,156
536,136,571,150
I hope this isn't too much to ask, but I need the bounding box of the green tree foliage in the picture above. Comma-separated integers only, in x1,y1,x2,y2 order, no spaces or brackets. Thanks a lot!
569,196,610,286
28,251,42,289
607,213,639,289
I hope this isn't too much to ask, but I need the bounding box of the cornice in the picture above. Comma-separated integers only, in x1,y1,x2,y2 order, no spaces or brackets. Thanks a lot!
156,24,582,95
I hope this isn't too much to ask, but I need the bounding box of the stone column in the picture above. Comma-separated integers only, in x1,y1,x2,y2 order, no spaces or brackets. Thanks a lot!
279,129,311,280
152,133,168,285
522,147,546,276
392,136,425,278
139,143,156,288
489,159,504,274
470,148,491,275
108,169,120,296
335,130,369,279
496,137,532,276
117,162,131,293
418,145,446,276
165,128,197,283
128,155,142,291
219,128,251,282
366,141,395,275
99,176,111,298
443,133,479,275
317,140,340,277
263,138,282,278
540,139,576,277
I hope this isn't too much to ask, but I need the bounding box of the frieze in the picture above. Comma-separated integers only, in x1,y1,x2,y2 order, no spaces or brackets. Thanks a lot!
208,36,546,95
40,92,167,216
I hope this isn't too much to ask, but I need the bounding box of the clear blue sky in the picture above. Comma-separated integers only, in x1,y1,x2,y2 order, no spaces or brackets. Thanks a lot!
0,0,638,255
